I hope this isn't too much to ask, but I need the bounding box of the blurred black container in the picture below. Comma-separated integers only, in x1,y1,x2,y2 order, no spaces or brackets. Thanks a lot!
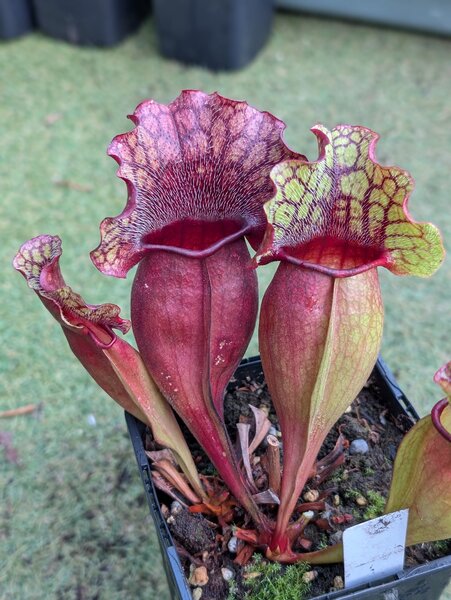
32,0,149,46
0,0,34,40
154,0,274,70
277,0,451,37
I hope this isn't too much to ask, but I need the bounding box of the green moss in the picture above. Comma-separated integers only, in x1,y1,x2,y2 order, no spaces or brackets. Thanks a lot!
244,555,311,600
343,488,362,501
363,466,375,477
431,539,451,555
227,579,239,600
330,467,346,483
317,533,329,550
363,491,386,520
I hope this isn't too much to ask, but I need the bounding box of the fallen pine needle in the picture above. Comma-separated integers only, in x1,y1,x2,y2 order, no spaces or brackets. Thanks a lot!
53,179,93,192
0,404,38,418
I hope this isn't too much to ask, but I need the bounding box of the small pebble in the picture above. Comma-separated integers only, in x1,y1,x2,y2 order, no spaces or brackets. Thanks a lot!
192,588,203,600
221,568,234,581
170,501,183,515
268,426,278,437
189,566,209,587
166,515,175,525
356,495,367,506
86,414,96,427
333,575,344,590
349,439,369,455
258,405,270,416
228,536,238,553
302,570,318,583
333,494,340,506
303,489,319,502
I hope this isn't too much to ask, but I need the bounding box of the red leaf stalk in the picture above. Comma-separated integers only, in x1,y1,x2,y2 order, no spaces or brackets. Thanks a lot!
259,263,383,552
131,239,269,529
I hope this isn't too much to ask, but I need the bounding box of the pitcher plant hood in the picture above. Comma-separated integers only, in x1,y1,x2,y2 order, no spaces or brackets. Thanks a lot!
14,235,129,343
91,90,302,277
256,124,445,277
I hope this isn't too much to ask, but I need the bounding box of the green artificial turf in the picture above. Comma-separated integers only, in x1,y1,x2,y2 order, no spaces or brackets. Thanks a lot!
0,12,450,599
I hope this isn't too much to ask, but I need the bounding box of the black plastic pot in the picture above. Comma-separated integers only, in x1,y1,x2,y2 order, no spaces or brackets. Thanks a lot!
126,412,193,600
277,0,451,37
126,356,451,600
32,0,149,47
153,0,274,71
0,0,34,40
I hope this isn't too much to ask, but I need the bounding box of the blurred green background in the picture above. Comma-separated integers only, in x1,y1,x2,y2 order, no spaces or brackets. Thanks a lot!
1,11,450,599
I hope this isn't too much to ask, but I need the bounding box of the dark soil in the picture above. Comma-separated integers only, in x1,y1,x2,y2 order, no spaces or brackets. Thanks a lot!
144,364,451,599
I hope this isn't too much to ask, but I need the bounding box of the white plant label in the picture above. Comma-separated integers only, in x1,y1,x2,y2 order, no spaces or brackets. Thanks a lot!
343,509,409,589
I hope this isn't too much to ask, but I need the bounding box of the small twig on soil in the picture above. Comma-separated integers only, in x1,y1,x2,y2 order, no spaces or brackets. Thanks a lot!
354,406,383,443
0,404,38,418
265,434,281,494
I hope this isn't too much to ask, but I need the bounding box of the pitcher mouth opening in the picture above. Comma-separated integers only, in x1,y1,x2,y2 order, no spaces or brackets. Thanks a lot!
141,218,251,258
257,235,387,277
431,399,451,443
